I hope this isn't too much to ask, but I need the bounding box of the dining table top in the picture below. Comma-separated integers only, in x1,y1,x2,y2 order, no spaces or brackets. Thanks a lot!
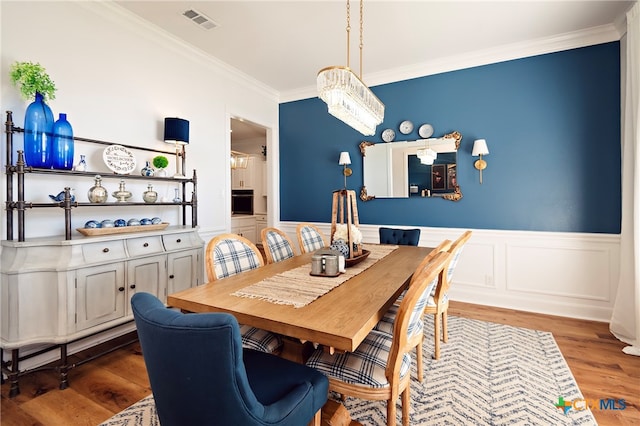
167,244,433,353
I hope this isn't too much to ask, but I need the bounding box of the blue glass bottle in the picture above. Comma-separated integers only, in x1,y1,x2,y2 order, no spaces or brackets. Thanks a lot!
23,92,54,168
52,113,74,170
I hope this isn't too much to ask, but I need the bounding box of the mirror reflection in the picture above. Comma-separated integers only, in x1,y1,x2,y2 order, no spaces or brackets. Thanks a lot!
360,131,462,201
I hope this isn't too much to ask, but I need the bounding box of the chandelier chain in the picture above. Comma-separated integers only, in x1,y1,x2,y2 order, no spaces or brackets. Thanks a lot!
359,0,363,78
346,0,351,69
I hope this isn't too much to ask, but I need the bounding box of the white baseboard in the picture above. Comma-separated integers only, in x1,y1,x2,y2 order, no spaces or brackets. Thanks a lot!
279,222,620,323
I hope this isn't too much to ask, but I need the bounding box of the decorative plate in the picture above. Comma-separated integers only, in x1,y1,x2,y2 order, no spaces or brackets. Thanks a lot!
418,124,434,138
103,145,136,174
381,128,395,142
399,120,414,135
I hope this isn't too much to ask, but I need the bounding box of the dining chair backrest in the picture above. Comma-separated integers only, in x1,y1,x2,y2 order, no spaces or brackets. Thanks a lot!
408,239,452,287
296,223,328,254
261,227,297,264
206,233,264,282
379,227,421,246
387,251,451,382
434,230,472,300
131,292,328,426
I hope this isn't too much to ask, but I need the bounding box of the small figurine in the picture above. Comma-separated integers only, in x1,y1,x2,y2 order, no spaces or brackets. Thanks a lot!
49,189,76,202
73,154,87,172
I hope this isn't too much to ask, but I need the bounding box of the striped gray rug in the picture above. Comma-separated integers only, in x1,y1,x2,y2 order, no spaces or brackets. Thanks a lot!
99,316,596,425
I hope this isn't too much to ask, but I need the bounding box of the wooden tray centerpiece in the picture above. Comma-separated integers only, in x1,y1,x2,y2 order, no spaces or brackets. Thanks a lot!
77,222,169,236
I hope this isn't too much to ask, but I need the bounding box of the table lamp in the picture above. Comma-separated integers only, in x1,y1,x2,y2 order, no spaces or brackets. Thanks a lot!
164,117,189,178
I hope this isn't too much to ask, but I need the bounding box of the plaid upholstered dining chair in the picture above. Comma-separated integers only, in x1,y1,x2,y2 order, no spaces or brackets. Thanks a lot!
306,251,452,426
425,230,472,359
373,239,452,382
296,223,328,254
205,233,283,354
261,227,298,264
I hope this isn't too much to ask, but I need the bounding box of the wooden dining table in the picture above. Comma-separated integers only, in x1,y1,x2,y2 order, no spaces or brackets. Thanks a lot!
167,245,433,353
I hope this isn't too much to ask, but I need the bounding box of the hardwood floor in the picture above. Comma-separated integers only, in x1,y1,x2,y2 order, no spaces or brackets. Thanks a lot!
1,301,638,425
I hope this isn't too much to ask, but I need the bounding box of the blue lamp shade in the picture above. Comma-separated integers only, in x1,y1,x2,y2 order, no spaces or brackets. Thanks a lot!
164,118,189,145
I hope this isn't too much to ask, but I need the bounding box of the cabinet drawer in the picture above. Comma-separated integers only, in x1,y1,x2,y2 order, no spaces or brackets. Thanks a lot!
82,241,127,262
162,232,195,251
126,236,164,256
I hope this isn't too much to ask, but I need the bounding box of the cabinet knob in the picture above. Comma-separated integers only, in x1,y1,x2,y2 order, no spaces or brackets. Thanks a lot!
143,242,149,248
118,287,125,292
169,274,175,279
130,284,136,289
103,248,110,253
176,239,182,243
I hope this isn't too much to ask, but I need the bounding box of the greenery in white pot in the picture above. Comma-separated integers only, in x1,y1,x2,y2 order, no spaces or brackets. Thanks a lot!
153,155,169,169
10,61,57,102
153,155,169,176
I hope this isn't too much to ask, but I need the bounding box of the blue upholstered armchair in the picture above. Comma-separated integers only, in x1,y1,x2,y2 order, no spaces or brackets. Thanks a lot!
131,292,329,426
379,227,421,246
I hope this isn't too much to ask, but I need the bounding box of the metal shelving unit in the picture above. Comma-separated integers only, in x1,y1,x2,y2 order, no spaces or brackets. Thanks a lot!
4,110,198,241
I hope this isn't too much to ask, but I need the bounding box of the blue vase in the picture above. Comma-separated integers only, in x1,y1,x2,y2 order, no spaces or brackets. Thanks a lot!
140,161,154,177
23,92,54,168
52,113,74,170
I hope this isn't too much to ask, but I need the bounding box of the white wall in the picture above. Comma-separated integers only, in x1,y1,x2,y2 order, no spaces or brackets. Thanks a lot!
1,1,279,240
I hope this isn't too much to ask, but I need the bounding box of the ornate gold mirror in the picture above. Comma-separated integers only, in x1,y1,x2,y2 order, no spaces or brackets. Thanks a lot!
359,131,462,201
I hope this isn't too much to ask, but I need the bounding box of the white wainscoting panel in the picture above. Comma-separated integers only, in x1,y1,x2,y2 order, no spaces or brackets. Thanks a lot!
279,222,620,322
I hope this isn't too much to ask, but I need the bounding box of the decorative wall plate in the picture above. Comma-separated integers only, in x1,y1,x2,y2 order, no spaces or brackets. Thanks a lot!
399,120,414,135
419,123,434,138
103,145,136,174
382,128,395,142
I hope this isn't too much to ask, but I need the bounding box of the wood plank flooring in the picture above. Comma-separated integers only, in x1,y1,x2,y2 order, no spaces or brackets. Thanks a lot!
1,301,638,425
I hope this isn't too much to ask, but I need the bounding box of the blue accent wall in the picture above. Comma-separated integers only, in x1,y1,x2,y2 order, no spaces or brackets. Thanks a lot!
279,42,621,233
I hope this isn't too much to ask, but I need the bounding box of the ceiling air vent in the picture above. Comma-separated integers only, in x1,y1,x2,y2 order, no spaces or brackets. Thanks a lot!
182,9,218,30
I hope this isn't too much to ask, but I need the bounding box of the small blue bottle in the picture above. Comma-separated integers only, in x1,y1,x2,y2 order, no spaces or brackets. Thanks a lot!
52,113,74,170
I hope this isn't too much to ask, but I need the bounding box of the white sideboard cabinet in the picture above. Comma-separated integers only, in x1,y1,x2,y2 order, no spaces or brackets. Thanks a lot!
1,111,203,397
2,227,203,345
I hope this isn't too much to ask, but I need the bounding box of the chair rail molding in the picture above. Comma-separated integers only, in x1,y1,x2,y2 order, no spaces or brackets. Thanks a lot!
280,222,620,322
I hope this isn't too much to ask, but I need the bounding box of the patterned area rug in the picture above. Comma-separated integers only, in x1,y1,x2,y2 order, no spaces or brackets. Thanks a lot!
99,316,596,425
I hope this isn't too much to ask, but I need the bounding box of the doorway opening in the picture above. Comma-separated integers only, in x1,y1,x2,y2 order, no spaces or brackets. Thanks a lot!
230,117,269,245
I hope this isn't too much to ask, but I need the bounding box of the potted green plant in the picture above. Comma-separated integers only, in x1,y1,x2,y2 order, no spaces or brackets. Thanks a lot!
153,155,169,177
10,61,57,167
10,61,56,101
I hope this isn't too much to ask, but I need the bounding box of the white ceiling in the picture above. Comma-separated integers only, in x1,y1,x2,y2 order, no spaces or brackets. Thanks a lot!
115,0,633,102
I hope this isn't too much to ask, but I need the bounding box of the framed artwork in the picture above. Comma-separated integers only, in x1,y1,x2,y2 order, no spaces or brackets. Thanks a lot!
447,164,457,189
432,165,446,190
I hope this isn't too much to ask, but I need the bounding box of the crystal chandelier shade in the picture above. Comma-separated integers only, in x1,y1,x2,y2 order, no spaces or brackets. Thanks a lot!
317,0,384,136
317,66,384,136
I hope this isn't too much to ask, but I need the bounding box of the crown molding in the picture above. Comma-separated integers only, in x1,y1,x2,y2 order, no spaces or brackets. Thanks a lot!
279,23,624,104
77,1,280,102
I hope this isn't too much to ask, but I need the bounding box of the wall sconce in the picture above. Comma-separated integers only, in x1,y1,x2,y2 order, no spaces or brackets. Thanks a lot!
339,151,352,189
472,139,489,184
164,117,189,178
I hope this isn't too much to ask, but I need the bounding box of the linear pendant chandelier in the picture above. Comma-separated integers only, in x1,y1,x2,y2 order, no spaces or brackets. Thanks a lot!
317,0,384,136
